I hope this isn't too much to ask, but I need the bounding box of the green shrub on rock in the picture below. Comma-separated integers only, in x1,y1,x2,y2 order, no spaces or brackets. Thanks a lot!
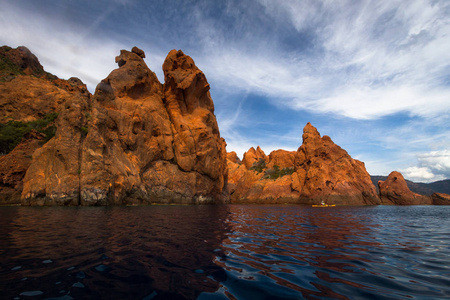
0,113,58,154
263,165,295,180
250,158,267,173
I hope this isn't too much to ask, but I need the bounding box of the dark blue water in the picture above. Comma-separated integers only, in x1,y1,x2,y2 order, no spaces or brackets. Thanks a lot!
0,205,449,299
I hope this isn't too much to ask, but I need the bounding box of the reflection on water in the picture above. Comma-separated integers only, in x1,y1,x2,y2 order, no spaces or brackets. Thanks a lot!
212,205,450,299
0,205,449,299
0,206,230,299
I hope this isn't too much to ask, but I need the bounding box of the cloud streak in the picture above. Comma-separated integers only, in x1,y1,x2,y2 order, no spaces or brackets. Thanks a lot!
403,150,450,182
1,0,449,182
197,0,450,120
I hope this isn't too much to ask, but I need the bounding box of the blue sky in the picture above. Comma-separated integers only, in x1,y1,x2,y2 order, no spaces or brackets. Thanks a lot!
1,0,449,182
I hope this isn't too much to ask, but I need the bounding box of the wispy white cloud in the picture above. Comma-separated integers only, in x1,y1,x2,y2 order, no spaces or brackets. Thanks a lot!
200,0,450,120
0,2,122,90
1,0,449,180
402,166,440,182
193,0,450,179
416,150,450,178
0,1,166,91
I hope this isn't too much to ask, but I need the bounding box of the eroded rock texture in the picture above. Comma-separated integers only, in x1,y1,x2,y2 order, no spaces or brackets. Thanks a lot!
228,123,380,205
0,131,45,204
21,47,227,205
0,46,90,204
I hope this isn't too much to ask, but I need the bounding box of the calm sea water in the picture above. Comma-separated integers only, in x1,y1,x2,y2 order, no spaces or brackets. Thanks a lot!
0,205,449,300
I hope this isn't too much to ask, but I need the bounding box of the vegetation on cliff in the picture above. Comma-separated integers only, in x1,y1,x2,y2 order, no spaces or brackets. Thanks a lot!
0,45,448,206
0,112,58,154
249,159,295,180
0,45,56,82
0,46,25,80
263,165,295,180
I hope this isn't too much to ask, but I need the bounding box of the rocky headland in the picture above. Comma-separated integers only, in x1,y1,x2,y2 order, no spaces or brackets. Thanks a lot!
378,171,432,205
227,123,381,205
0,45,448,205
1,46,227,205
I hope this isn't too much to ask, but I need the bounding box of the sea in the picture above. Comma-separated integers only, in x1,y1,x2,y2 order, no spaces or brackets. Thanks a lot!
0,205,449,300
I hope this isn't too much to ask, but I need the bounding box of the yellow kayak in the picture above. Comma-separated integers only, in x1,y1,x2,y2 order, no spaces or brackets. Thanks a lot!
312,204,336,207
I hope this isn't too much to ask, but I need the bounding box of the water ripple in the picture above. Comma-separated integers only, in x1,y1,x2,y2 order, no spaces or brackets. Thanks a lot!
0,205,449,299
214,205,450,299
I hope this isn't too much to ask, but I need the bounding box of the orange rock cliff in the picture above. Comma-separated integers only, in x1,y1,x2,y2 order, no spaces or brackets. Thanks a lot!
227,123,381,205
378,171,432,205
2,46,227,205
1,45,448,205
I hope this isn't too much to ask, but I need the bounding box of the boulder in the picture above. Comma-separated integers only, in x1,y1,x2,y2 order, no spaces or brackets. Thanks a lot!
267,149,296,169
431,193,450,205
378,171,431,205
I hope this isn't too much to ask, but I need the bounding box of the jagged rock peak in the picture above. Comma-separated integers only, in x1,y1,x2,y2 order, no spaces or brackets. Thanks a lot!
132,46,145,58
162,49,215,115
227,122,381,204
21,46,228,205
302,122,322,142
100,47,161,101
293,122,381,205
303,122,318,134
115,46,147,68
243,146,268,169
163,49,195,73
227,151,241,164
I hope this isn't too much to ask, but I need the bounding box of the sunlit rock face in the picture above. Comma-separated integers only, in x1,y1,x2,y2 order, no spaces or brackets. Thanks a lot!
21,47,228,205
431,193,450,205
228,123,381,205
378,171,432,205
294,123,380,205
242,146,268,169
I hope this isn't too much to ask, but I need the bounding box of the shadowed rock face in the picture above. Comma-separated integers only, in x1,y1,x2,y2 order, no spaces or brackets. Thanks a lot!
0,46,45,79
378,171,432,205
0,46,90,204
21,47,227,205
228,123,381,205
0,131,45,204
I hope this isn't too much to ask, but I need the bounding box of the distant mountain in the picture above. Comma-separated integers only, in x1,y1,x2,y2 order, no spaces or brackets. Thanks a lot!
371,176,450,196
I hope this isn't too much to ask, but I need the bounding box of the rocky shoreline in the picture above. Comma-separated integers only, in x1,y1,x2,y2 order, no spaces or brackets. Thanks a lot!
1,46,449,206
